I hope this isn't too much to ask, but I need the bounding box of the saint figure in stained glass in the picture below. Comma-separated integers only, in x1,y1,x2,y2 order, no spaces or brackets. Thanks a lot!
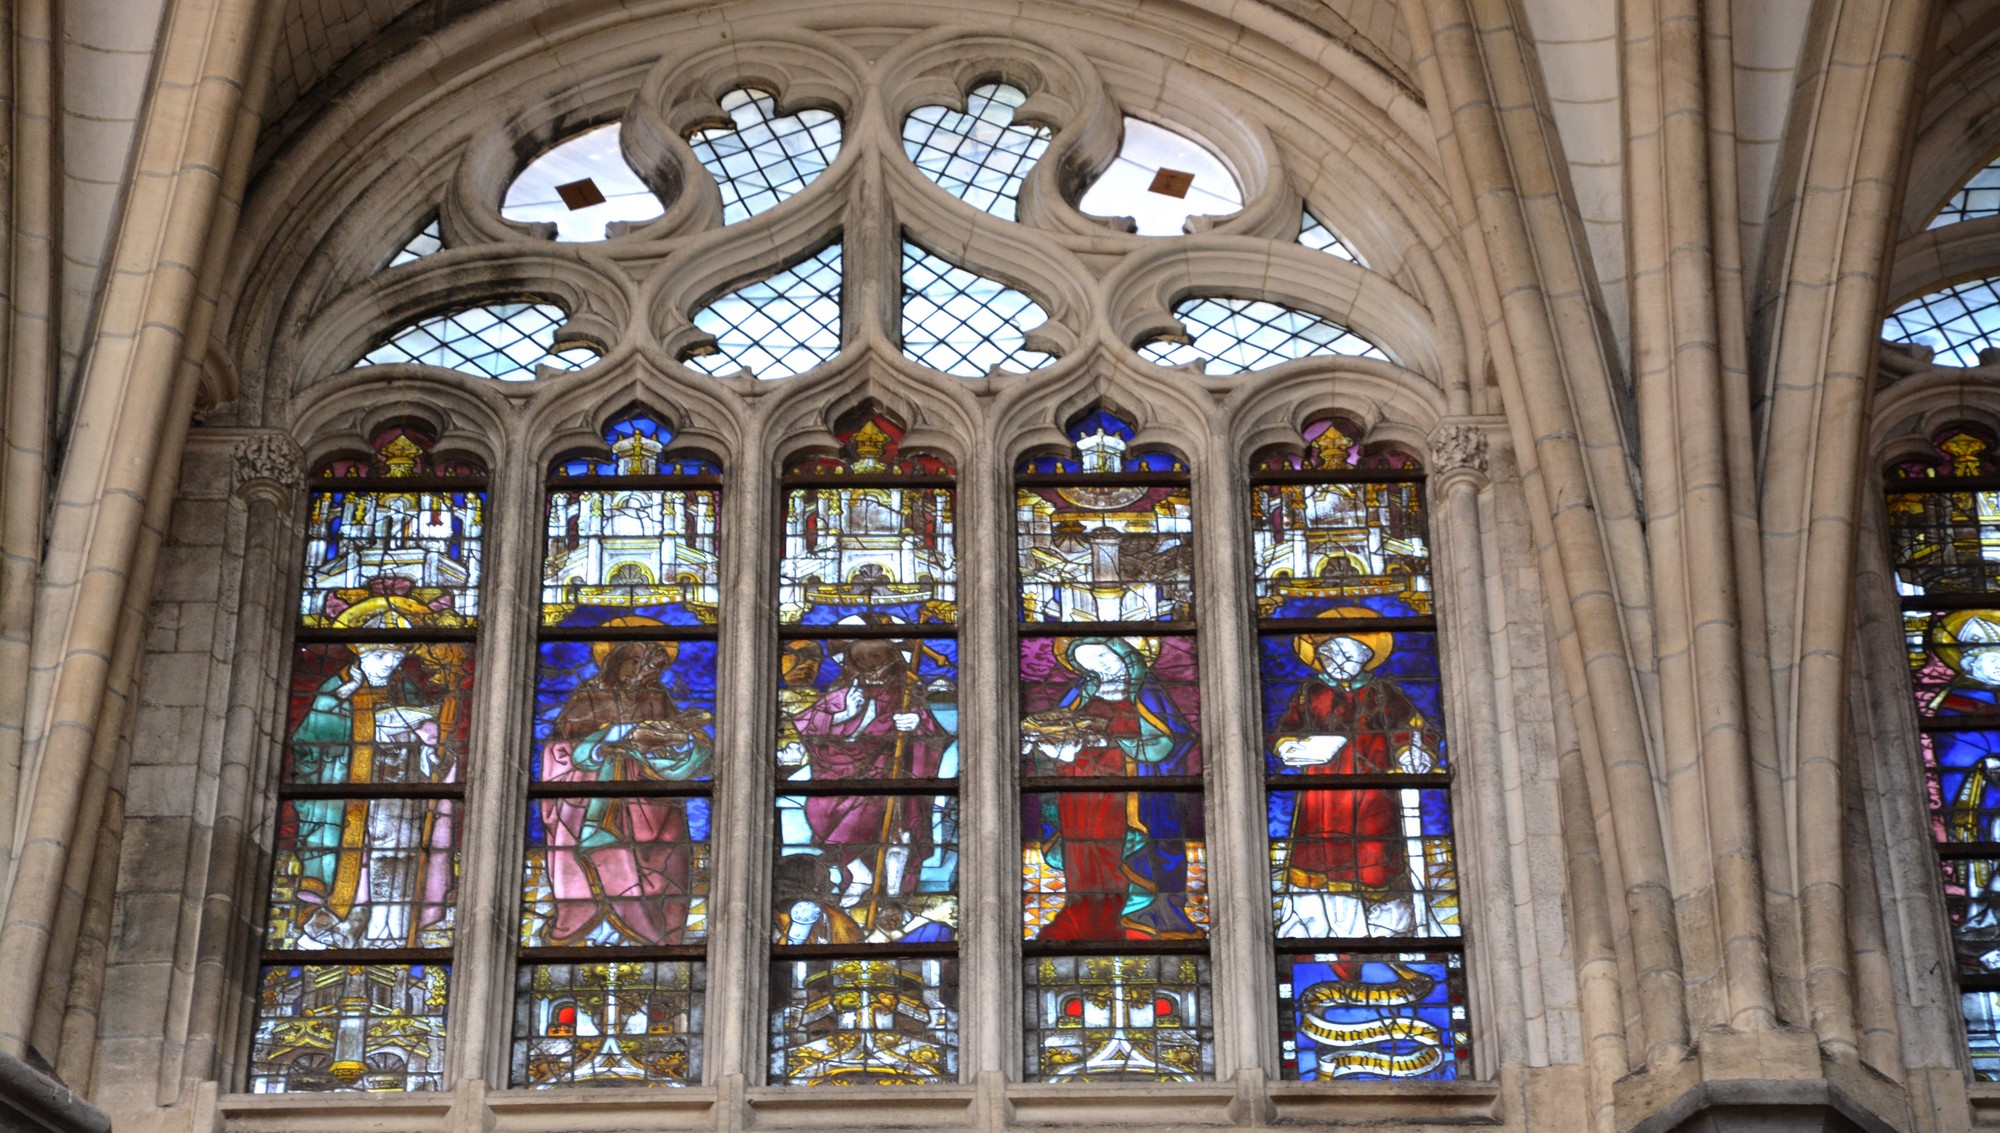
536,624,713,946
279,596,464,950
1022,636,1201,940
775,635,958,943
1270,608,1439,940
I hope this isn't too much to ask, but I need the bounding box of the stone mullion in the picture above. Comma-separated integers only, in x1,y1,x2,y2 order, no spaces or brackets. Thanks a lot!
447,442,535,1086
955,406,1011,1082
1191,406,1273,1081
1426,425,1530,1075
708,413,776,1087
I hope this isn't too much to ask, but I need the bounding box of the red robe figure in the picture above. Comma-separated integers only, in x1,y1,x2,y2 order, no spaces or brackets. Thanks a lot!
1272,609,1433,940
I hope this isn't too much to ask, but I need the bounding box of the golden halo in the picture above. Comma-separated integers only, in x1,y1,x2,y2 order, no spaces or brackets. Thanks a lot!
590,616,672,669
1295,606,1394,672
1052,635,1162,672
1931,609,2000,674
331,595,432,653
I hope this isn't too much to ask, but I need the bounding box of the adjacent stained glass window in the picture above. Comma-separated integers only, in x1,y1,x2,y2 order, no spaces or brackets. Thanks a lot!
688,88,842,224
1884,280,2000,367
1253,416,1466,1081
1886,425,2000,1079
902,82,1050,220
900,242,1054,377
1933,160,2000,229
358,302,600,381
1015,409,1211,1082
771,409,961,1085
502,123,667,242
387,215,443,268
1139,297,1386,373
1298,210,1360,264
515,411,719,1088
685,243,843,380
1078,118,1242,236
250,428,484,1093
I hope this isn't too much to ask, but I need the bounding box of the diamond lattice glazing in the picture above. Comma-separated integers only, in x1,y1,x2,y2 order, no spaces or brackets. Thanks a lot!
1137,297,1385,373
901,244,1053,377
902,83,1051,221
359,303,599,380
688,89,842,224
686,244,843,379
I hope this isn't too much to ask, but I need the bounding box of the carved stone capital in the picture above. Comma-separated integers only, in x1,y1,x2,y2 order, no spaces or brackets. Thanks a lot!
1428,424,1490,485
230,432,306,505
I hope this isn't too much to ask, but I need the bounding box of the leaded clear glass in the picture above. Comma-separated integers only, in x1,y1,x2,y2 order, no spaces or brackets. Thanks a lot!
685,243,843,380
688,89,842,224
1298,210,1359,264
388,216,443,268
1137,297,1385,373
359,303,599,380
502,123,667,242
902,83,1050,220
1884,280,2000,367
1078,118,1242,236
901,243,1053,377
1934,160,2000,229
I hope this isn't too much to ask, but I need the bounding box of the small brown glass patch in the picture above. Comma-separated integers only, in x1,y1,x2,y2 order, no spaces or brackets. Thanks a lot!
1147,169,1195,199
555,178,607,210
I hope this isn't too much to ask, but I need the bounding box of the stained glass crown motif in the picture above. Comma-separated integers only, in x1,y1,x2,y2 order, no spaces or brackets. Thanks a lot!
1893,425,2000,479
786,409,956,476
1015,408,1186,474
552,411,722,477
317,424,484,479
1256,416,1420,473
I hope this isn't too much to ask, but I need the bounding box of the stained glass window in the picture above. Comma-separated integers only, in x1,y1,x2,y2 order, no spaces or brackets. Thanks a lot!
684,243,843,380
1883,280,2000,367
250,428,484,1093
1138,297,1386,373
1932,160,2000,229
387,215,442,268
503,123,667,242
1886,425,2000,1079
516,410,718,1088
1298,210,1360,264
1015,409,1211,1081
771,409,961,1085
1077,118,1242,236
902,83,1050,220
358,302,600,380
687,88,842,225
900,243,1054,377
1252,416,1468,1081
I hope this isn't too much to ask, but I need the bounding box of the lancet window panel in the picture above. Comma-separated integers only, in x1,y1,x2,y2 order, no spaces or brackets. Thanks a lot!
770,410,962,1086
1014,409,1213,1084
1252,416,1468,1083
515,411,720,1089
1885,424,2000,1080
249,427,485,1095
